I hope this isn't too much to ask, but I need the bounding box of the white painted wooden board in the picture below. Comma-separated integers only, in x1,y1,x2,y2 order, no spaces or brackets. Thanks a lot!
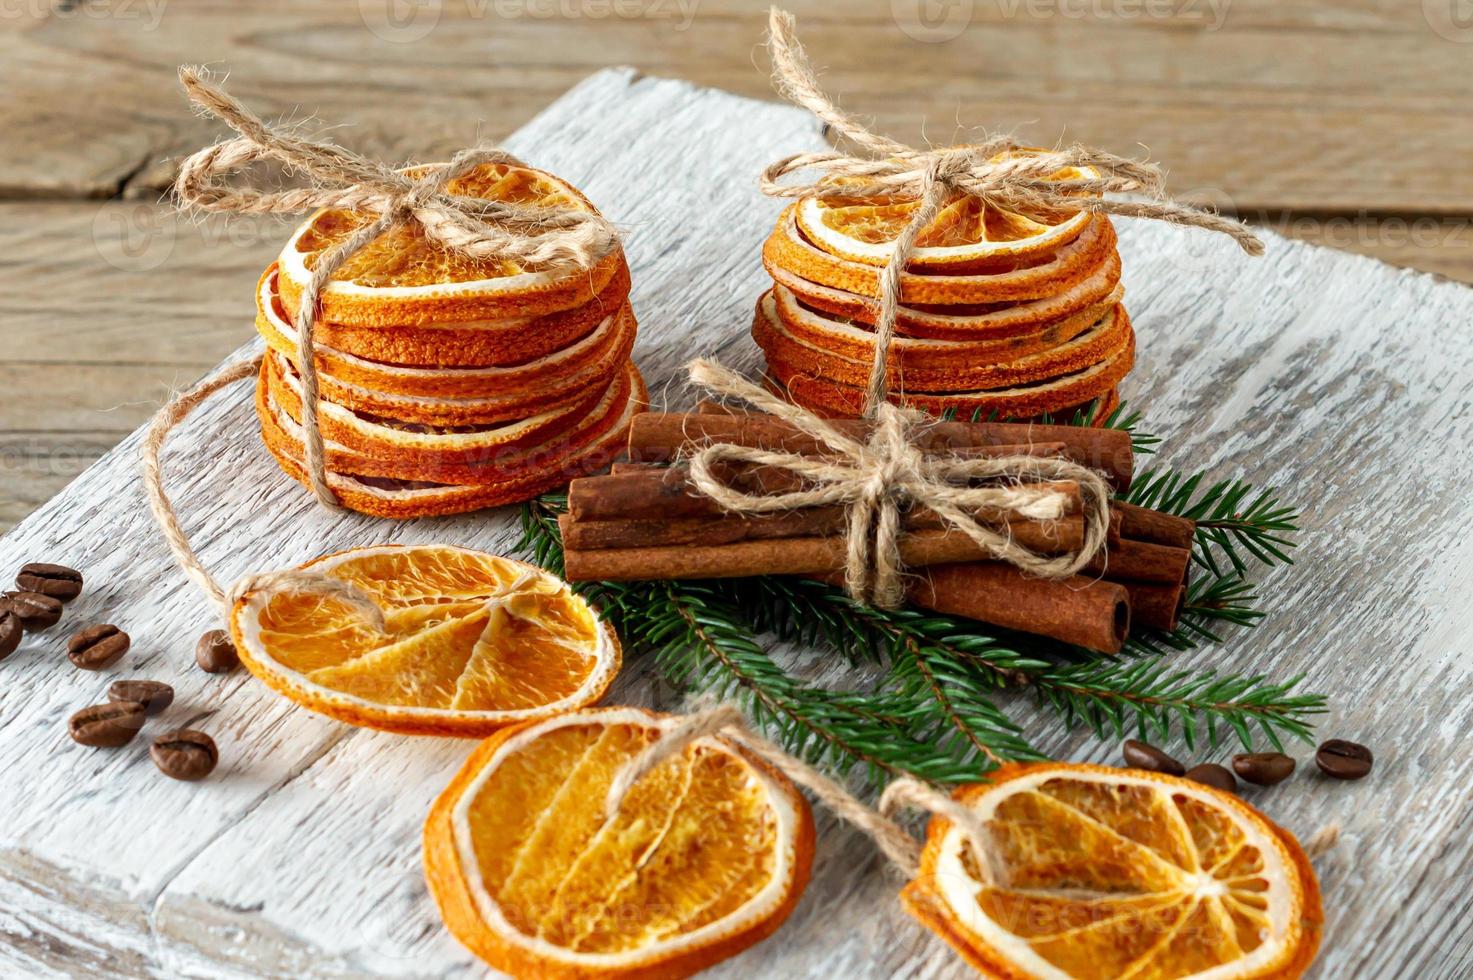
2,67,1472,979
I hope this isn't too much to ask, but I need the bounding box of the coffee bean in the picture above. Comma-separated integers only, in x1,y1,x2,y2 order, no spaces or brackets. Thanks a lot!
16,562,83,602
69,701,146,748
2,591,63,630
1316,739,1373,780
108,679,174,715
1121,739,1185,776
1184,763,1238,793
0,608,20,662
195,629,238,674
151,729,218,781
1232,752,1296,786
67,624,130,670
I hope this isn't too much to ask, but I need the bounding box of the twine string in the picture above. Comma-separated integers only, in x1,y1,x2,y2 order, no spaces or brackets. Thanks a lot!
140,355,386,628
677,9,1261,607
686,360,1114,608
145,68,619,624
171,67,618,507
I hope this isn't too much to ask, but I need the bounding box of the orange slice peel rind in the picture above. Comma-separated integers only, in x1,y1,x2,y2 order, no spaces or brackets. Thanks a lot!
901,761,1323,980
229,545,621,736
423,706,816,979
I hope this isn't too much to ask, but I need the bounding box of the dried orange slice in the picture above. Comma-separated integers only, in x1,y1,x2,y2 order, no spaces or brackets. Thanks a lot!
276,163,625,327
765,246,1121,343
765,305,1135,420
258,268,637,409
797,151,1096,269
424,707,815,978
765,205,1116,307
229,545,620,736
257,263,633,376
255,360,645,516
757,289,1127,391
902,762,1322,979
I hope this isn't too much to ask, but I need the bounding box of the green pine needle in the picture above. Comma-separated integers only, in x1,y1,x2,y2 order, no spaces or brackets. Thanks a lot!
514,409,1322,783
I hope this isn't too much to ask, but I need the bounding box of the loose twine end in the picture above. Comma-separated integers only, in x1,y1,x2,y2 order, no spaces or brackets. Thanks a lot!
603,703,1018,881
1303,823,1341,862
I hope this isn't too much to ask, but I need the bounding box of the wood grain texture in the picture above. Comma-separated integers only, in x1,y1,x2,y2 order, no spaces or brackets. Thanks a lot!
2,0,1472,212
2,66,1473,978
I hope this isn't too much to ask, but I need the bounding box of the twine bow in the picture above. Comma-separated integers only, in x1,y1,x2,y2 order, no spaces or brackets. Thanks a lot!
687,359,1113,608
172,66,619,509
678,10,1265,607
143,70,619,626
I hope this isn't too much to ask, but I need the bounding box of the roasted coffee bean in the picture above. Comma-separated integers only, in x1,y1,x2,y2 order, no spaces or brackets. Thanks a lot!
1121,739,1185,776
67,624,130,670
1316,739,1373,780
108,679,174,715
151,729,218,781
16,562,83,602
68,701,146,748
1232,752,1296,786
1184,763,1238,793
2,591,63,630
195,629,238,674
0,608,20,662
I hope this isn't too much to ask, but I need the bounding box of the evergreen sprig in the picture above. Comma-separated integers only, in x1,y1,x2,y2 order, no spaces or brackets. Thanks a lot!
516,409,1324,785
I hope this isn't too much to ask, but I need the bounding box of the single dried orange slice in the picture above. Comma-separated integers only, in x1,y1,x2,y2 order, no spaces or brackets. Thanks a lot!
424,707,815,979
276,162,624,327
765,205,1116,307
797,150,1096,269
902,762,1323,979
229,545,620,736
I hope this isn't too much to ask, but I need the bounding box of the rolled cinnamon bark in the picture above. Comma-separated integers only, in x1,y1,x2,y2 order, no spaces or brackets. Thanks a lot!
567,466,1082,524
1120,581,1185,633
563,527,1079,583
899,563,1129,654
627,412,1134,490
1084,538,1191,585
1112,500,1197,550
560,511,1085,553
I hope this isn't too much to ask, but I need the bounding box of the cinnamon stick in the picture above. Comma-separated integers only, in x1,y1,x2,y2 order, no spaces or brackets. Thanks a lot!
563,527,1078,583
567,466,1082,525
1120,581,1185,633
894,563,1129,654
1112,500,1197,550
627,412,1134,490
1084,538,1191,585
559,511,1085,553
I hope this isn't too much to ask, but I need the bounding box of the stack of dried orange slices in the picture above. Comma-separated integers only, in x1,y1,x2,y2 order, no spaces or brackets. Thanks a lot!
254,162,646,518
755,150,1133,423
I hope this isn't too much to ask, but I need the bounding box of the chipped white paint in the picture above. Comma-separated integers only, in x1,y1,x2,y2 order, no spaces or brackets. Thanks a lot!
1,68,1472,978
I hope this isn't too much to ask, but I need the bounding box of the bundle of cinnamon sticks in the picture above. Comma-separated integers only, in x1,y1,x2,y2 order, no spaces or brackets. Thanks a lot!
561,406,1196,654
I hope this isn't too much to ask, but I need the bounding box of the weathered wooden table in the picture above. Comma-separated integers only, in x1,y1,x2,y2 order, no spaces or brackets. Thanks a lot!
2,69,1472,978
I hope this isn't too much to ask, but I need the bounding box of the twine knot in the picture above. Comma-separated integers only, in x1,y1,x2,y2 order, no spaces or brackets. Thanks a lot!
686,360,1112,608
171,66,619,508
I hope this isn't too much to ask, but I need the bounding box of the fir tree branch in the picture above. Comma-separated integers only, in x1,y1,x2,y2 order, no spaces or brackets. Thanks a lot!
1123,469,1299,576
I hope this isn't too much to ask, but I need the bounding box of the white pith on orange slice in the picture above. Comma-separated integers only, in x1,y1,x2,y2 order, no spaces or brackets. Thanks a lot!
424,707,816,979
229,545,620,736
796,151,1097,269
276,162,624,327
902,762,1323,980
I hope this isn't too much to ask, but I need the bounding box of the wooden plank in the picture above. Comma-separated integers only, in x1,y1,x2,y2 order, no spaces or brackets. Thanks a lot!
2,66,1473,977
2,0,1472,212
